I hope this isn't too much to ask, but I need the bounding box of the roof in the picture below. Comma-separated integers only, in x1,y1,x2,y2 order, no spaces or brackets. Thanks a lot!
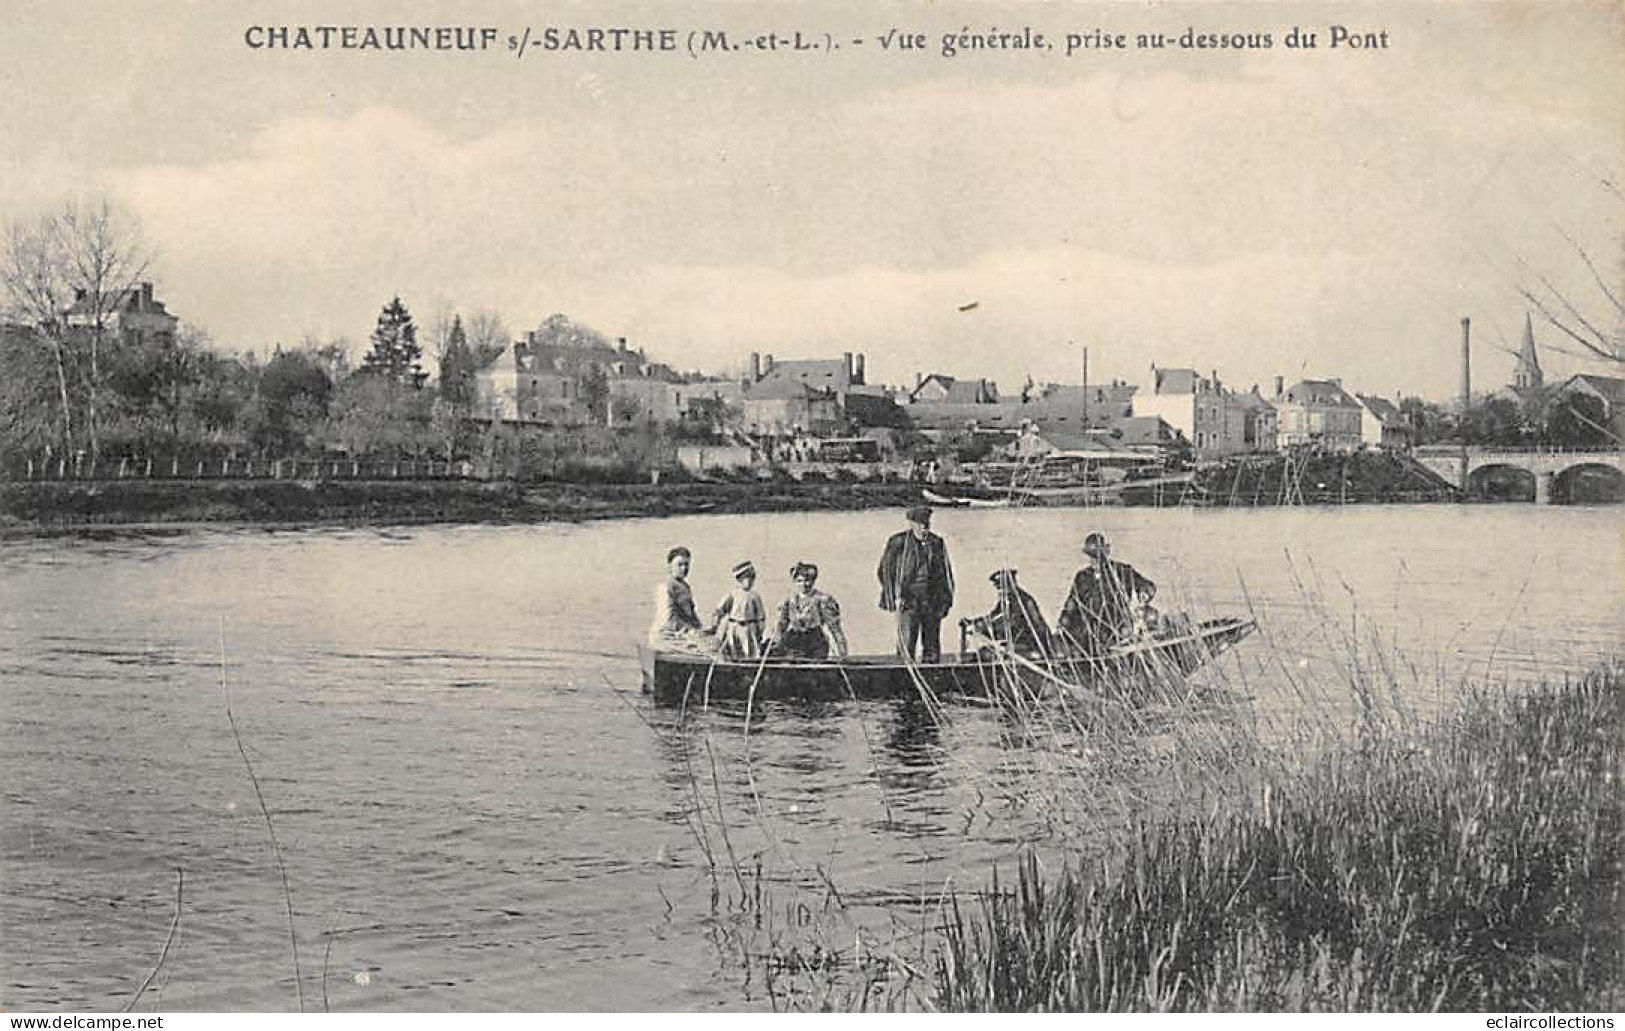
1152,368,1200,395
1229,389,1276,412
1279,379,1360,408
905,400,1031,430
1023,426,1159,460
745,379,837,401
1355,393,1406,426
1557,373,1625,406
1033,382,1138,407
760,358,850,383
910,373,998,404
1110,414,1185,446
63,281,169,317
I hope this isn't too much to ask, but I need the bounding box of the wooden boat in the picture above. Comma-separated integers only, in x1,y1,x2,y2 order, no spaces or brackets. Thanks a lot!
638,616,1255,704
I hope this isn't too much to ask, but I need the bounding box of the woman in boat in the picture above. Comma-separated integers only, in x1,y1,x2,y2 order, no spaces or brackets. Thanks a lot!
709,560,766,659
648,547,718,655
769,562,849,660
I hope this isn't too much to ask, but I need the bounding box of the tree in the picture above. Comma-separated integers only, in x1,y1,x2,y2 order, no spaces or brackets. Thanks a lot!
1546,392,1616,447
436,315,478,409
1398,396,1452,445
464,309,510,368
0,197,154,456
359,296,422,384
580,364,610,420
245,347,335,454
322,374,435,459
1457,397,1530,446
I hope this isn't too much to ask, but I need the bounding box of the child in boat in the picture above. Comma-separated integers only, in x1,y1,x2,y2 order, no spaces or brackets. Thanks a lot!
769,562,849,660
648,546,718,655
710,560,766,659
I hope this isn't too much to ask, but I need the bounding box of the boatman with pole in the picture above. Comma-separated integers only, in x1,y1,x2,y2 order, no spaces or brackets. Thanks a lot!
877,505,955,663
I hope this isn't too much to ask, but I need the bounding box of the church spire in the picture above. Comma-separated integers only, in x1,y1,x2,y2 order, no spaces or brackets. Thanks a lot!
1514,312,1543,390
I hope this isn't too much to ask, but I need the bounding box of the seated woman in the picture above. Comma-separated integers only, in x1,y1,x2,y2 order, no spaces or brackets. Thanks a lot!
769,562,849,660
648,547,718,655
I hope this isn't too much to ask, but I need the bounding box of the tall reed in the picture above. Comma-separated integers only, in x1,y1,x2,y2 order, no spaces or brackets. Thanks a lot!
934,662,1623,1011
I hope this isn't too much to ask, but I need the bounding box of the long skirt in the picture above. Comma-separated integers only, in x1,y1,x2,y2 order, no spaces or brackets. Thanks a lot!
775,628,829,660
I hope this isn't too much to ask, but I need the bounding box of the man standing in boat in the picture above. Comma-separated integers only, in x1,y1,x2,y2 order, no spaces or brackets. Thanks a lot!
1057,532,1156,656
877,505,955,663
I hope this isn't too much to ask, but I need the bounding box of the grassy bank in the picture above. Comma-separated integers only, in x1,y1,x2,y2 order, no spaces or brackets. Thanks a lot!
935,663,1623,1011
0,479,927,530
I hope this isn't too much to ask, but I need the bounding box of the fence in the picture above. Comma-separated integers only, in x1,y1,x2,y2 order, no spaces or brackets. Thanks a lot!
2,454,476,483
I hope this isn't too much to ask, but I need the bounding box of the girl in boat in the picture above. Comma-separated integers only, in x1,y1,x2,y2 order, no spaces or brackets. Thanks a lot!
648,547,718,655
769,562,849,660
709,560,766,659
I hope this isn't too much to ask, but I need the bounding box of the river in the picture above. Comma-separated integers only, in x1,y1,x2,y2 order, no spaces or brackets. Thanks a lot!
1,504,1620,1010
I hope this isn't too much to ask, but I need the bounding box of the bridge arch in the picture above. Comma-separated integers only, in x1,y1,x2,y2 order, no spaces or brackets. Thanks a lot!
1552,462,1625,504
1465,463,1536,502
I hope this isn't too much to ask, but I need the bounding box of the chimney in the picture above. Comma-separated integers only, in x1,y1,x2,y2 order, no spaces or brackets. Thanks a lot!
854,353,866,385
843,352,853,384
749,352,761,381
1273,375,1284,398
1460,317,1472,411
764,353,775,375
915,371,924,389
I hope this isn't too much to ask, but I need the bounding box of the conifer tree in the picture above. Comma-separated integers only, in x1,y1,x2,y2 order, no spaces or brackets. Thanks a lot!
360,296,422,384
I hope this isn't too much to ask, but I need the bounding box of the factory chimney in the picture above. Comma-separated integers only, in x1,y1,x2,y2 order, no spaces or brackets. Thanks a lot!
1460,317,1472,411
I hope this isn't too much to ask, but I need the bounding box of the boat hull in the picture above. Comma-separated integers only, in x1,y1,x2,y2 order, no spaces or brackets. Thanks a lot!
638,617,1255,704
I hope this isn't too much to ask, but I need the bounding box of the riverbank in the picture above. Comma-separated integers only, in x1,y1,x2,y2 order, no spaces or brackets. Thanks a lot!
934,661,1624,1012
0,479,929,531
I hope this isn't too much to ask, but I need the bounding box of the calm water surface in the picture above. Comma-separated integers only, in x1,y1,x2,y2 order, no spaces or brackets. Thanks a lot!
1,505,1620,1010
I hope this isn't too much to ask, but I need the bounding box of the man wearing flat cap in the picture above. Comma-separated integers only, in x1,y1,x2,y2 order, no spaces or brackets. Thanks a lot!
1057,532,1156,656
966,569,1052,658
877,505,955,662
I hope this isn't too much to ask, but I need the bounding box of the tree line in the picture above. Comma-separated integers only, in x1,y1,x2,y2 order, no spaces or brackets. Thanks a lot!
1,200,513,465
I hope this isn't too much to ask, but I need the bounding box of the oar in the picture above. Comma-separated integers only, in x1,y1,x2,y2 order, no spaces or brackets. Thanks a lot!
963,630,1092,694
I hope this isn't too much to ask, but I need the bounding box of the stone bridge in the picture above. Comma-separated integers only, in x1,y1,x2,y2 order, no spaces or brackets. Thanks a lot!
1413,446,1625,503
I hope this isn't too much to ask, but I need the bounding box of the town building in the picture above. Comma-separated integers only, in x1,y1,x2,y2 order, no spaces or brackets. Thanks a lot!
1546,373,1625,436
909,373,999,404
1273,377,1364,450
63,282,178,349
1513,313,1544,392
1133,366,1251,458
749,352,867,396
1354,393,1413,450
739,379,842,436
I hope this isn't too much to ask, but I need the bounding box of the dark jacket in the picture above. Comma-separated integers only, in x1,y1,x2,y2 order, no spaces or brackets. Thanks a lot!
981,586,1052,655
877,530,954,616
1057,559,1155,648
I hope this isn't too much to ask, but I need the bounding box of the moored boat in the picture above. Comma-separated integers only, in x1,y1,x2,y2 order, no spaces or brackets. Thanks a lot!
638,616,1255,704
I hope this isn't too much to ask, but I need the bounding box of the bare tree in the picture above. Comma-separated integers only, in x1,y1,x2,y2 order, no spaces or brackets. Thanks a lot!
465,309,511,367
0,197,154,456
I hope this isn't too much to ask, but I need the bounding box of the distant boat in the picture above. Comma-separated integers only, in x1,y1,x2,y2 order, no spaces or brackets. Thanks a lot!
637,616,1256,704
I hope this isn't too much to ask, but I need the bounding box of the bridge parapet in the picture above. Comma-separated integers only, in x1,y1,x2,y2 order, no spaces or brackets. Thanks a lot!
1412,446,1624,498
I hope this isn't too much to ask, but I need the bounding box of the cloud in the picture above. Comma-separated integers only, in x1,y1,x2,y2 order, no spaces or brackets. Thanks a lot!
57,42,1618,397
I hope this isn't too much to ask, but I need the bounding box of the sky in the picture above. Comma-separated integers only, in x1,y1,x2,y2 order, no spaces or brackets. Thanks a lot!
2,0,1621,399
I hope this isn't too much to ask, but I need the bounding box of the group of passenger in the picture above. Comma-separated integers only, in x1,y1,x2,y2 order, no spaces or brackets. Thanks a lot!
649,504,1156,663
649,550,849,660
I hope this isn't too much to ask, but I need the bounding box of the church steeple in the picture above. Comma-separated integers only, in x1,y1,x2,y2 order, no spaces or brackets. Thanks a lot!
1514,312,1543,390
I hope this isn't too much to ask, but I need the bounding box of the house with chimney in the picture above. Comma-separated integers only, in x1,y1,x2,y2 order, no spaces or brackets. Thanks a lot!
1354,393,1412,450
1133,366,1258,458
1273,377,1363,450
63,281,178,349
